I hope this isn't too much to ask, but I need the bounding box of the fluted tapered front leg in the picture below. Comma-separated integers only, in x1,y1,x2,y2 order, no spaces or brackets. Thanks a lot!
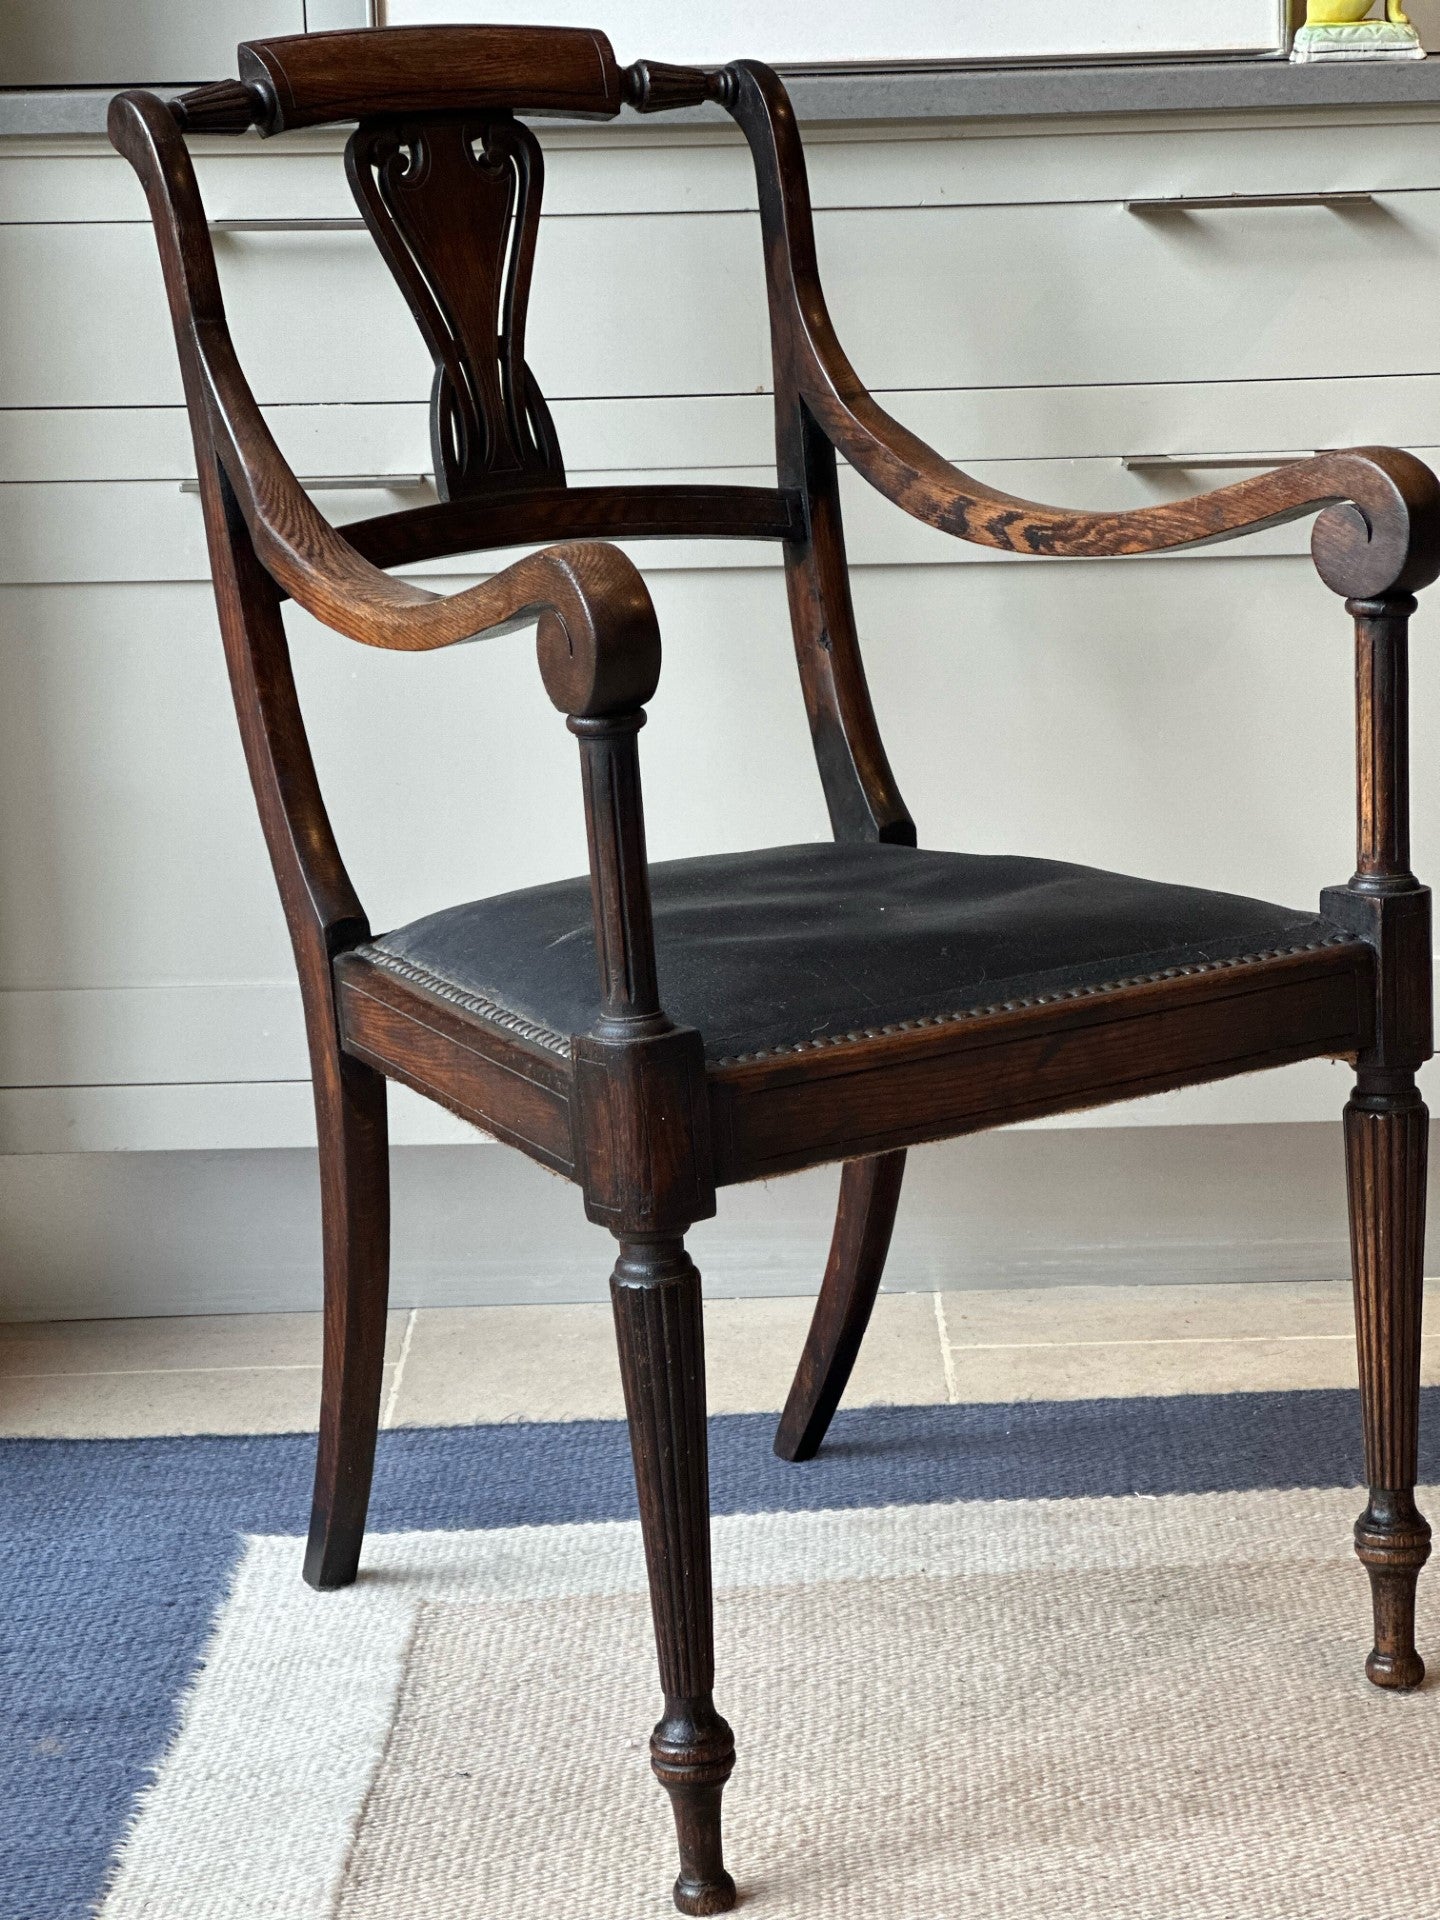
611,1237,736,1916
1346,1072,1431,1690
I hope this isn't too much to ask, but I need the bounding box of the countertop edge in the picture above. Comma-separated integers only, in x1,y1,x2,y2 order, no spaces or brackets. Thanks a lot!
9,56,1440,139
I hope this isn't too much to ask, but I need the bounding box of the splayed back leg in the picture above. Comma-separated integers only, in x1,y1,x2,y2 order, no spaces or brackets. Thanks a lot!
774,1151,907,1462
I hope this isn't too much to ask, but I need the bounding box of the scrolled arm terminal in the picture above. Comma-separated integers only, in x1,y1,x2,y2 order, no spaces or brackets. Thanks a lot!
722,58,1440,603
109,85,661,719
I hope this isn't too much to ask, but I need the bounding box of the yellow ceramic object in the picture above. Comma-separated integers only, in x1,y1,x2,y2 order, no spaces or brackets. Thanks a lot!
1307,0,1410,21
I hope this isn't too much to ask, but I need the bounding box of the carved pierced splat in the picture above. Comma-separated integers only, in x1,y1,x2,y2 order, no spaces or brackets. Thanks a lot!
346,113,563,500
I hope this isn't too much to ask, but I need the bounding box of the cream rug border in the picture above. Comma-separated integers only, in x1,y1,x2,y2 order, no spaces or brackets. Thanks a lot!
98,1484,1397,1920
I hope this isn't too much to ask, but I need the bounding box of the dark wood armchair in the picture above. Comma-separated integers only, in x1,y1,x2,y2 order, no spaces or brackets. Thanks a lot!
111,25,1439,1915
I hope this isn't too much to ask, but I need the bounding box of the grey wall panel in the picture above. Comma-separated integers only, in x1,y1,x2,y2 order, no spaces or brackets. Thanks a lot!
0,1124,1363,1322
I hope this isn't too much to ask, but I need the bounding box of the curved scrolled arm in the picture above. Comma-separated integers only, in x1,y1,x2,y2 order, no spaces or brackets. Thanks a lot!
109,86,660,718
199,320,659,711
725,60,1440,602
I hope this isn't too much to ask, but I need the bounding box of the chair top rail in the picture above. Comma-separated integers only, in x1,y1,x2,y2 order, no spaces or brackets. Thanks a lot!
168,28,732,135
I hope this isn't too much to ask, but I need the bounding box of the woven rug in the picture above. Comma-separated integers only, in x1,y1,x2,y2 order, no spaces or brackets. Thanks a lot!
9,1392,1440,1919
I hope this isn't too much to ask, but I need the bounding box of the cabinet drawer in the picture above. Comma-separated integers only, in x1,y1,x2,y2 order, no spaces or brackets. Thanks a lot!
15,115,1440,228
8,375,1440,486
801,116,1440,211
0,215,770,407
820,192,1440,394
8,375,1440,583
10,183,1440,409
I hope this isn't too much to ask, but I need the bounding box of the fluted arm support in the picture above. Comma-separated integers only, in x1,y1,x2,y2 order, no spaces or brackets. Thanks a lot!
724,60,1440,602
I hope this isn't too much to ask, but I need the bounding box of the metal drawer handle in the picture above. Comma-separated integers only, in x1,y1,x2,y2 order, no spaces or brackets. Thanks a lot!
180,474,430,494
1124,192,1373,214
1122,453,1317,472
209,217,368,233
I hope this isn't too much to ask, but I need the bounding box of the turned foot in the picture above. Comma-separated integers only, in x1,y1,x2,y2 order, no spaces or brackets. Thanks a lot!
1356,1490,1431,1690
652,1700,737,1915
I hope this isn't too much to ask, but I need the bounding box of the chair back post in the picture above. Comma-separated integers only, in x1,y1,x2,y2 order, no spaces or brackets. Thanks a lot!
721,62,916,848
108,88,368,984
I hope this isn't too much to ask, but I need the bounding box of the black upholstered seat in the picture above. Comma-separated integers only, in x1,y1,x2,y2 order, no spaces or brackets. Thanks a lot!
359,843,1346,1065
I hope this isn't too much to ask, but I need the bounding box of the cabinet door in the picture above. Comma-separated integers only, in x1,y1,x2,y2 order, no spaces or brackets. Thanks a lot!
0,1,361,86
385,0,1288,62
